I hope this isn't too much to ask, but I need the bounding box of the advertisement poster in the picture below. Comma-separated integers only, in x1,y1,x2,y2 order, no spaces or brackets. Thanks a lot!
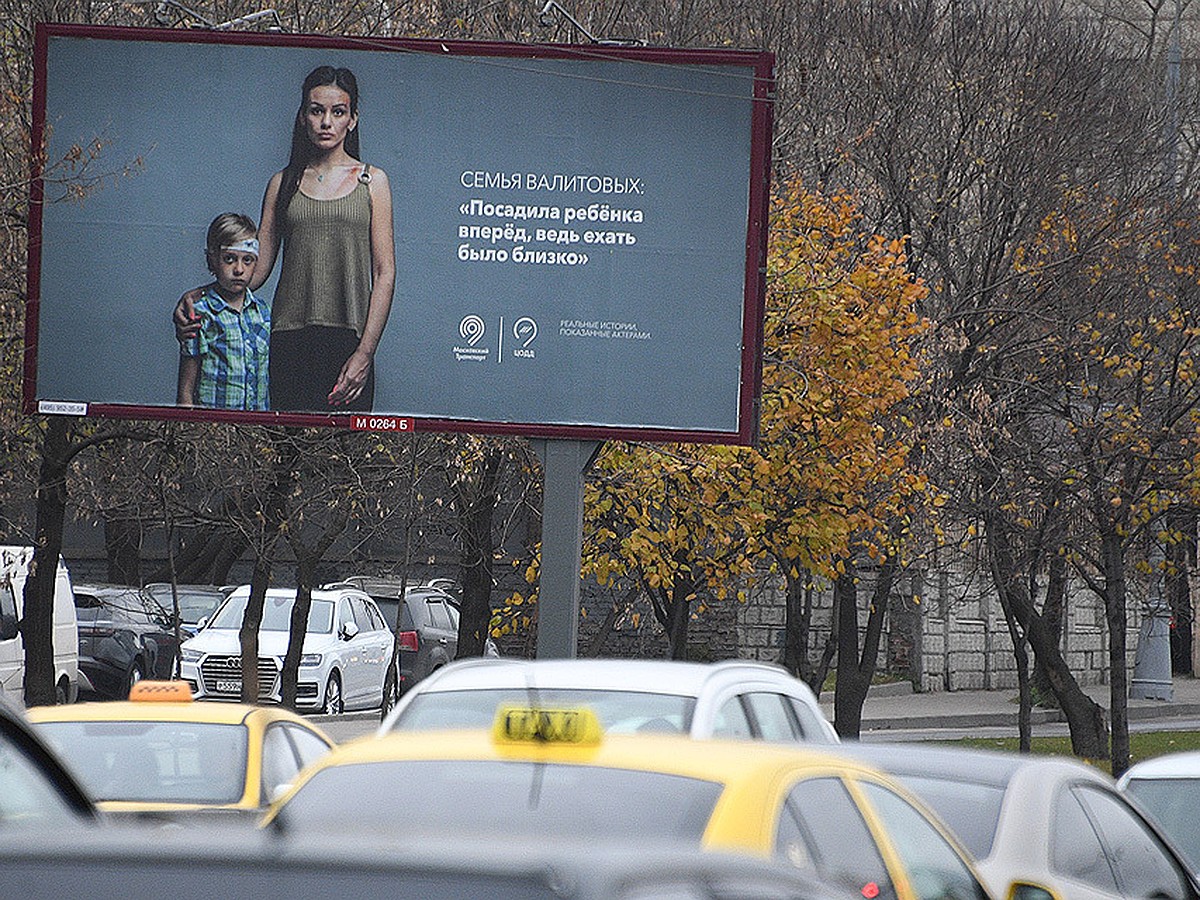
27,25,773,444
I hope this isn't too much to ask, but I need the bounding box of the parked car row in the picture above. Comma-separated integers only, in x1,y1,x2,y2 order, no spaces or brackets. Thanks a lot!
2,545,491,710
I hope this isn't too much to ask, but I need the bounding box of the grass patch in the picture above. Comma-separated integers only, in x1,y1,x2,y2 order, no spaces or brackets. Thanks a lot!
945,731,1200,766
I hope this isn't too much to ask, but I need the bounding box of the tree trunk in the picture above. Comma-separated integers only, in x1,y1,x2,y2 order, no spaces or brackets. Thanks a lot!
1167,507,1194,676
833,570,867,737
104,517,141,586
666,576,692,659
457,446,502,658
781,564,813,685
280,563,315,711
1100,523,1130,777
239,432,296,705
984,506,1108,758
23,417,71,708
1032,553,1066,707
834,559,895,739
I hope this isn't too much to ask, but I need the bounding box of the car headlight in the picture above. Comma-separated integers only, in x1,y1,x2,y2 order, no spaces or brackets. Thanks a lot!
180,649,203,662
300,653,323,667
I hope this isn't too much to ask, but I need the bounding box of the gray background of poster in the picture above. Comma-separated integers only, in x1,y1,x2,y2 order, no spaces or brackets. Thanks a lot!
34,34,756,432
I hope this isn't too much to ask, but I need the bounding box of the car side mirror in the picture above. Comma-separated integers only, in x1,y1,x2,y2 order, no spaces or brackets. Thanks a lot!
340,621,360,641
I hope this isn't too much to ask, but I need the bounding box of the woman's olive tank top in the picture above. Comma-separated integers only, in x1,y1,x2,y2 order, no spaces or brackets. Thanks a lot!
273,178,372,336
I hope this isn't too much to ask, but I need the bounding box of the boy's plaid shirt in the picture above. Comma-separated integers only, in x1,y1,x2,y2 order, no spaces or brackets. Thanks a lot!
181,286,271,410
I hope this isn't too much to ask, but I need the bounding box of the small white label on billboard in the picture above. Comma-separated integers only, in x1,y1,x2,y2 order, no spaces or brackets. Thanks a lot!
38,401,87,416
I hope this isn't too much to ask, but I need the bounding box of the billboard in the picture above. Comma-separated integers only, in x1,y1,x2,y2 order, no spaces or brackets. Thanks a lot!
26,24,773,444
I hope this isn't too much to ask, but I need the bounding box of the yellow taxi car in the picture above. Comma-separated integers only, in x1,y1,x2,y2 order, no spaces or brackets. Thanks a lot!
26,681,334,816
265,706,992,900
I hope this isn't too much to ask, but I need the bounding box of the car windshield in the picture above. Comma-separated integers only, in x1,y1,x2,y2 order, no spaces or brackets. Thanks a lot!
1123,777,1200,872
886,773,1005,860
146,588,224,624
35,720,249,805
395,688,696,734
0,738,86,825
278,760,721,842
208,594,335,634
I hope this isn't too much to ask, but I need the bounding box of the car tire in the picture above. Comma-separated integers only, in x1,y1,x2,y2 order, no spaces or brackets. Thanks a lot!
125,660,145,697
323,672,344,715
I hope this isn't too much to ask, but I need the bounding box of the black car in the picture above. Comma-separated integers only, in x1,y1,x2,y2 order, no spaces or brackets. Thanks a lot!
72,584,181,700
327,578,497,697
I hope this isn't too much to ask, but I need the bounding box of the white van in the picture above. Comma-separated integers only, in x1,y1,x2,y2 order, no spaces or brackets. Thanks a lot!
0,546,80,707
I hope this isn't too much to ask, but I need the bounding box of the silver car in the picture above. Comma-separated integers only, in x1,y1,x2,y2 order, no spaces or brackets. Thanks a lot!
836,742,1199,900
1118,750,1200,878
377,657,839,743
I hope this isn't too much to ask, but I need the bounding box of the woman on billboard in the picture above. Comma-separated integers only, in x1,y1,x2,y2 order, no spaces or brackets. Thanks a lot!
176,65,395,412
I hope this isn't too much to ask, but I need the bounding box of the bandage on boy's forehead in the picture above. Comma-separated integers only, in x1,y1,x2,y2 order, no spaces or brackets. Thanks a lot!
220,238,259,256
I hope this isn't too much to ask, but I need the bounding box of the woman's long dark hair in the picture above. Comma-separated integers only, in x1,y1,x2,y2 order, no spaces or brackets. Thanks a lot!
275,65,361,229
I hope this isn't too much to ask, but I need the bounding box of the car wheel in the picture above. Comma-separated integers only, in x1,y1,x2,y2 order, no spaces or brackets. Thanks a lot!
323,672,344,715
125,660,145,697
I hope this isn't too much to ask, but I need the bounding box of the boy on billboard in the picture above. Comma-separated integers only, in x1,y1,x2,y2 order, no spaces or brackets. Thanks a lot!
176,213,271,411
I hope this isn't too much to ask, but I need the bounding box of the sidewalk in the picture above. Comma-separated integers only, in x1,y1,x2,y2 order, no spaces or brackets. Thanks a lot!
820,676,1200,735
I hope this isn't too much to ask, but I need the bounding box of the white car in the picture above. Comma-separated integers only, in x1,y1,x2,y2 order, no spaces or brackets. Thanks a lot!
179,586,393,714
377,657,839,743
1118,750,1200,877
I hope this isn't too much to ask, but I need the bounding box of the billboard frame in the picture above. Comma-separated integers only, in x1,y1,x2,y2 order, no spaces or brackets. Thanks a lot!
25,23,774,446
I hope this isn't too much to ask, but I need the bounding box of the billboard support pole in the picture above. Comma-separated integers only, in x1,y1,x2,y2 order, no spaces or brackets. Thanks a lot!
531,438,602,658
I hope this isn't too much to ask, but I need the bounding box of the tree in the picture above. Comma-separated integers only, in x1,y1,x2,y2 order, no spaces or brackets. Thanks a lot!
736,181,932,710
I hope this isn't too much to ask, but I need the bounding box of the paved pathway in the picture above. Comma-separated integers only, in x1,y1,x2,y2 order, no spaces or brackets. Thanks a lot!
824,676,1200,742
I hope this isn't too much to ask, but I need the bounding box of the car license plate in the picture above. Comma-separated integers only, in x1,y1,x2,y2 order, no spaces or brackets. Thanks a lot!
216,679,241,693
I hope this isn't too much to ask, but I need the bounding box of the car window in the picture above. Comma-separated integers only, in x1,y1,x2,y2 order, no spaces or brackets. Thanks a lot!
1122,777,1200,873
278,760,723,844
786,696,832,741
337,598,355,631
445,601,460,629
711,697,753,740
362,600,387,632
1073,784,1192,900
426,600,453,631
399,599,419,630
348,598,372,632
743,693,797,742
209,595,334,634
885,773,1005,861
859,781,990,900
1051,784,1120,892
778,776,896,900
35,720,248,805
284,724,333,768
0,581,17,641
0,733,85,826
261,725,302,803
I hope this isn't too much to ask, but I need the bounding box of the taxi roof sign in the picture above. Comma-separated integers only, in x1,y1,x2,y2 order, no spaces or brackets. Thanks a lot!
492,706,602,746
129,680,194,703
